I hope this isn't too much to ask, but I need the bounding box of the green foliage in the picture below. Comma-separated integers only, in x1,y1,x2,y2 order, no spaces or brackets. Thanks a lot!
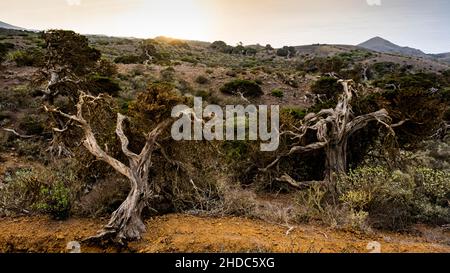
374,72,443,90
18,114,45,135
43,30,101,75
271,88,284,98
369,62,400,79
210,41,258,56
281,107,306,120
0,84,33,111
310,76,343,99
336,50,374,63
220,79,263,97
337,166,450,230
160,66,176,82
0,165,79,219
140,39,159,59
276,46,296,58
114,54,143,64
243,47,257,56
87,75,122,96
210,40,233,54
7,49,44,67
35,181,71,220
210,40,227,50
0,168,44,213
96,59,118,77
195,89,210,99
297,56,348,74
353,71,448,148
195,75,209,85
129,82,185,123
265,44,274,51
0,42,15,63
223,141,249,162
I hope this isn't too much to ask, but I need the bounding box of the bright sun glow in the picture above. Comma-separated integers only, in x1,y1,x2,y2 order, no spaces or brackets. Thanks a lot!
124,0,212,40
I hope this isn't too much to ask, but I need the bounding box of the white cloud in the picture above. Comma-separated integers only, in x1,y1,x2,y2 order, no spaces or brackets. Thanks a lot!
66,0,81,6
366,0,382,6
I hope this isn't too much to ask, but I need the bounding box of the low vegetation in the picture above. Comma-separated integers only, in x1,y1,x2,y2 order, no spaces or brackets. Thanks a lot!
0,28,448,246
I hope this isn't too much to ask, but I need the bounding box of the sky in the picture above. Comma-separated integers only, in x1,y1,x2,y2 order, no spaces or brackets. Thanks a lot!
0,0,449,53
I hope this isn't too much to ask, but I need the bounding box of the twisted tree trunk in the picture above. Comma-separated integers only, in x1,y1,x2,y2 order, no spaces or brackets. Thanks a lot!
99,173,150,241
324,140,347,182
46,92,171,243
263,80,393,186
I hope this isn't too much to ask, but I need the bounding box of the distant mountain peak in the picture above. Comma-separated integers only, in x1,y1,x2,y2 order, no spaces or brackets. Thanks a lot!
0,20,26,31
358,36,428,58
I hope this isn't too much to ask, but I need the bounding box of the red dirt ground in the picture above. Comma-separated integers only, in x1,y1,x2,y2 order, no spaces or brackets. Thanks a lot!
0,214,448,253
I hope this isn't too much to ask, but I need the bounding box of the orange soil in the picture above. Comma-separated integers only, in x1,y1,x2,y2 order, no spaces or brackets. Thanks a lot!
0,214,448,253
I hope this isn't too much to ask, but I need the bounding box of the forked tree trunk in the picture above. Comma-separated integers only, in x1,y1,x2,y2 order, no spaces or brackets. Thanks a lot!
263,80,393,187
46,92,170,243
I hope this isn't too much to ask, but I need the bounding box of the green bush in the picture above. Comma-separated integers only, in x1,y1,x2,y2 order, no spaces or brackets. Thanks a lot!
369,62,400,79
18,114,45,135
195,75,209,85
0,163,80,219
35,181,71,220
220,79,263,97
296,56,348,74
374,73,442,90
276,46,296,58
195,89,210,99
96,59,118,77
311,76,343,99
160,67,176,82
8,49,44,67
0,42,15,63
0,168,43,214
271,88,284,98
114,54,143,64
281,107,306,120
87,75,121,96
337,166,450,230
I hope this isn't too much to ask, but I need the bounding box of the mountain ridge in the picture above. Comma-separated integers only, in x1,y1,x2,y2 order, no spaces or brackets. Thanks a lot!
0,20,26,31
358,36,449,64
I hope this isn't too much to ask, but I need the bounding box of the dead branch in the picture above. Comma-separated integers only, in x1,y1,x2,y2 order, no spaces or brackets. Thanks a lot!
46,92,172,244
276,174,324,190
262,80,393,185
1,128,37,139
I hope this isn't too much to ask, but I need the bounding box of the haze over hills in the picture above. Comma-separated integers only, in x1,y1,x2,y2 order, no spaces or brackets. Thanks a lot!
358,36,450,64
0,20,26,31
0,19,449,65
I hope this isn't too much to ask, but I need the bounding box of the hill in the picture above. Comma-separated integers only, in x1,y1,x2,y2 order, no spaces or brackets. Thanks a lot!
358,36,428,57
0,20,26,31
432,52,450,64
359,36,450,64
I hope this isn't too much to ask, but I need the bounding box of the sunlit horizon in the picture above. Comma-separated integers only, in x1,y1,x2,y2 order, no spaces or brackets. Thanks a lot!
0,0,449,53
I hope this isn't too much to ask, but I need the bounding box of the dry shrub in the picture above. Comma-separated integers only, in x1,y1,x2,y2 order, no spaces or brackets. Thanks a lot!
73,175,129,217
214,180,258,216
0,159,81,219
337,166,450,230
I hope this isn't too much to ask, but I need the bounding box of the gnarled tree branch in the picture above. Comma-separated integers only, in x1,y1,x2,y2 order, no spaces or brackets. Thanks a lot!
45,92,172,243
263,80,393,186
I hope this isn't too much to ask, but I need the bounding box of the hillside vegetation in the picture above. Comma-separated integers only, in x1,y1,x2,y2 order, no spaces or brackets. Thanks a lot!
0,28,449,251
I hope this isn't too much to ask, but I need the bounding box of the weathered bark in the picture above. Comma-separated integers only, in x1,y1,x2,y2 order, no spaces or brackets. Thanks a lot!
45,92,171,243
324,140,347,182
263,80,393,186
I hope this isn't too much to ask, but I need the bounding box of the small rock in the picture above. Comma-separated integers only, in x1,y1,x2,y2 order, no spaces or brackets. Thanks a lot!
66,241,81,253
